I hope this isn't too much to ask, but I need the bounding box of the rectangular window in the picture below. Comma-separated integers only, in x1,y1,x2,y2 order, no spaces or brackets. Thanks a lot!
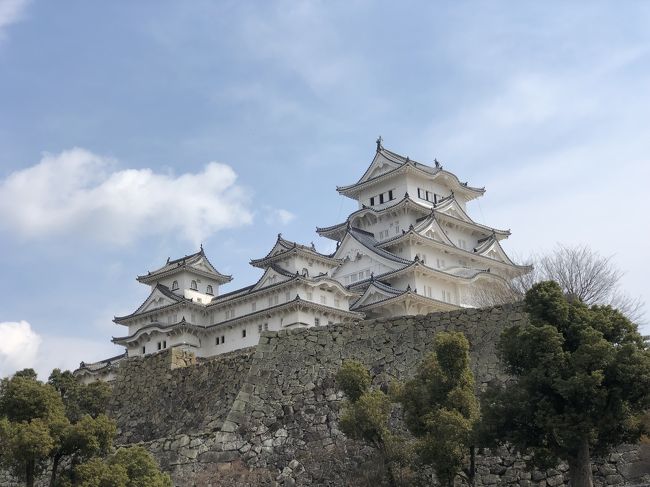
370,197,375,206
314,318,320,326
258,324,263,333
221,335,225,343
320,295,327,305
216,336,219,345
264,323,269,331
350,273,358,283
157,342,161,350
142,346,145,354
388,189,394,200
379,193,384,204
417,188,422,198
242,329,247,338
163,340,167,349
358,272,364,280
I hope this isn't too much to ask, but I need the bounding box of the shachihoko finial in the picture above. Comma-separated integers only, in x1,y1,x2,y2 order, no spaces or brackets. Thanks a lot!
376,135,383,152
434,158,440,168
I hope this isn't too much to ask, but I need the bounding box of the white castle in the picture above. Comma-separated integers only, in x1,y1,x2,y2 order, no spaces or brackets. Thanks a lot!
76,140,529,382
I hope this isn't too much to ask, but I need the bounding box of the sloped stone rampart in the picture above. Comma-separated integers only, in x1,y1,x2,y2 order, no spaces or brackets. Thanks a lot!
108,347,255,443
100,304,650,485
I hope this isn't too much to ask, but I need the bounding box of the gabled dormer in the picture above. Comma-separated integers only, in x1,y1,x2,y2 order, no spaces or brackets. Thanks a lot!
136,246,232,300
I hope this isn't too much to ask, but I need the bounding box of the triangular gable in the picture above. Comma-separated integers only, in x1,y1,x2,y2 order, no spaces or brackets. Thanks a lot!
133,286,182,315
190,256,218,274
251,266,294,291
476,239,515,266
356,151,402,185
435,198,474,224
332,233,404,271
414,217,455,245
351,282,402,309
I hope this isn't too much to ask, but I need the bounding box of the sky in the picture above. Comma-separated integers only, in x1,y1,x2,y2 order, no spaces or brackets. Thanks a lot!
1,1,649,378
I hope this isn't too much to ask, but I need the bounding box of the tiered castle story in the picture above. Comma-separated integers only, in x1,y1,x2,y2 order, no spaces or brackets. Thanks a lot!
74,140,530,383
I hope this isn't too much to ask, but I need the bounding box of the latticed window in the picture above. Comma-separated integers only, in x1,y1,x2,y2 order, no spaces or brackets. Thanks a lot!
171,280,179,290
191,280,198,290
206,285,213,295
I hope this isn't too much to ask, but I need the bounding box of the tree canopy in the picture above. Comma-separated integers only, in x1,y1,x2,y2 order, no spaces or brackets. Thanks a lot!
481,281,650,487
399,331,480,487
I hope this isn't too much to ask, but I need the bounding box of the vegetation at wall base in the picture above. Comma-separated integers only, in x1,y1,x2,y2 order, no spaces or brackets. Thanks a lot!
480,280,650,487
0,369,171,487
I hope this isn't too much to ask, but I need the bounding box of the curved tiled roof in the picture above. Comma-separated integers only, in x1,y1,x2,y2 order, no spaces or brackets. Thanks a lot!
337,147,485,198
137,247,232,284
250,234,340,267
113,283,192,323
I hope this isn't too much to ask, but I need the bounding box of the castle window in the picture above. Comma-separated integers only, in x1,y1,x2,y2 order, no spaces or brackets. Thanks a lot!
264,323,269,331
314,317,320,326
142,346,146,354
191,280,197,290
163,340,167,349
258,324,263,333
388,189,394,201
157,342,161,350
171,280,179,290
370,197,375,206
206,285,213,295
215,336,219,345
379,193,385,204
221,335,225,343
242,329,247,338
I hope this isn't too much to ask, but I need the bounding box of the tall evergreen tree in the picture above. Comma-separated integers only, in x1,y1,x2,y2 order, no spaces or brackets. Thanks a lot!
481,281,650,487
399,332,480,487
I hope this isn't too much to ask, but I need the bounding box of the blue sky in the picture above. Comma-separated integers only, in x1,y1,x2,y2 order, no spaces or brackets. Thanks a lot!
1,1,649,377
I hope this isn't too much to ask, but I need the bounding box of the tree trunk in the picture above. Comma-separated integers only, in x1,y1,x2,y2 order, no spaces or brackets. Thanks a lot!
568,439,593,487
49,452,61,487
25,459,34,487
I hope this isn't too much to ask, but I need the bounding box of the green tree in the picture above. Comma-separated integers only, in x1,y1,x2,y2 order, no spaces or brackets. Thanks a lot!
399,332,480,487
74,446,172,487
336,360,409,487
481,281,650,487
0,371,68,487
46,369,114,487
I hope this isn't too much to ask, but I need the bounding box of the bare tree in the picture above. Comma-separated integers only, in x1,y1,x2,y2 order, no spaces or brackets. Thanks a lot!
477,244,645,324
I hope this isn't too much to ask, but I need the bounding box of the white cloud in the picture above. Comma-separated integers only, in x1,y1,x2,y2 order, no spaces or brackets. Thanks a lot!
0,148,254,245
0,320,41,377
263,206,295,225
0,320,120,379
0,0,29,40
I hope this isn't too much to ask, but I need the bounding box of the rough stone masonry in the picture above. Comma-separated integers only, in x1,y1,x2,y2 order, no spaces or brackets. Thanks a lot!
101,303,649,486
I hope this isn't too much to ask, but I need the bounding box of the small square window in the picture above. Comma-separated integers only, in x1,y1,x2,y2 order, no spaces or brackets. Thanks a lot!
221,335,225,343
142,346,146,354
242,329,247,338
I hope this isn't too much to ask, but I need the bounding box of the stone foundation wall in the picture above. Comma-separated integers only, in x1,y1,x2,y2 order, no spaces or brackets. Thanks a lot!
108,346,256,443
48,304,649,486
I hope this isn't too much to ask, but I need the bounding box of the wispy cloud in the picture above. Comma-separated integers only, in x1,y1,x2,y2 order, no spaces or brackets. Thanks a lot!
0,148,254,245
0,320,40,377
0,320,118,379
263,207,295,226
0,0,29,41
